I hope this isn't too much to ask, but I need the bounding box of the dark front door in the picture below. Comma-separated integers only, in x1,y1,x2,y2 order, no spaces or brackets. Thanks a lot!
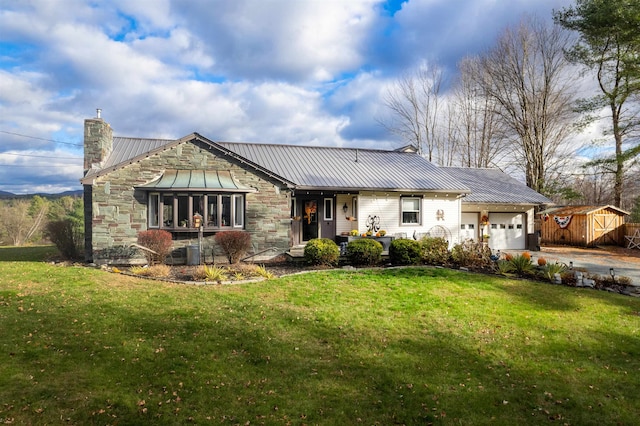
302,199,318,241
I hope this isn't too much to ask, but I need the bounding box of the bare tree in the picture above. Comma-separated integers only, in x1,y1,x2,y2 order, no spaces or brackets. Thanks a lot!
452,56,507,168
381,64,446,163
474,16,578,194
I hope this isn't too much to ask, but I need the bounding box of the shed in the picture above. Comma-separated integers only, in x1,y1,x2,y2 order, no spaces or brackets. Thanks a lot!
539,205,629,247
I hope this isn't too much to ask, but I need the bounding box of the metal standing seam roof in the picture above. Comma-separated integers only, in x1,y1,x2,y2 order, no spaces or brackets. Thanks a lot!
217,142,470,192
137,170,257,192
84,134,470,193
442,167,552,204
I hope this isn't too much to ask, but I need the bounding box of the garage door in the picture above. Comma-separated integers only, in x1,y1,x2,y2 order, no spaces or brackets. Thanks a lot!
460,213,479,242
488,213,525,250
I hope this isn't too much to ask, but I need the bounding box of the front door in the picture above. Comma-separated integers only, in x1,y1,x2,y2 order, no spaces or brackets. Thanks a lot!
302,199,318,241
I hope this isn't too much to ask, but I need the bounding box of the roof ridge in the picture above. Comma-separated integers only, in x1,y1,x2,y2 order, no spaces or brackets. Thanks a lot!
217,141,407,154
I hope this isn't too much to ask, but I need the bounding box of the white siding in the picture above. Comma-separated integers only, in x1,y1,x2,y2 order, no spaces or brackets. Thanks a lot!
344,192,461,245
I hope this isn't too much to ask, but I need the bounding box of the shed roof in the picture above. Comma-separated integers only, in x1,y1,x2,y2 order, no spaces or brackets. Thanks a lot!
538,205,630,216
442,167,552,205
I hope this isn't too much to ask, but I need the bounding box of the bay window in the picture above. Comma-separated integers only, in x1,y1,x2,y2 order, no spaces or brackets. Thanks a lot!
148,192,245,230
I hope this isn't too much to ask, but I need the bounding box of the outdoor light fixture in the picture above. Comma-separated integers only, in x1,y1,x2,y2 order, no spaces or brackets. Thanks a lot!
610,268,615,278
569,261,573,270
343,203,348,214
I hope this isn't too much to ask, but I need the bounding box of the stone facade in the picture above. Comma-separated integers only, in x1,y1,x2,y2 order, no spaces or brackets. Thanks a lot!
86,138,292,264
83,118,112,172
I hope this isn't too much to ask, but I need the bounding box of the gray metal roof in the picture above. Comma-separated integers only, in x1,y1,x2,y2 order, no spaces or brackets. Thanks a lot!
83,134,470,193
217,142,469,192
442,167,552,205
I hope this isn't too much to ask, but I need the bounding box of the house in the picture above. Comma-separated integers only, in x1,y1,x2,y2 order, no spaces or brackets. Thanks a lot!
442,167,553,251
538,205,629,247
81,115,550,264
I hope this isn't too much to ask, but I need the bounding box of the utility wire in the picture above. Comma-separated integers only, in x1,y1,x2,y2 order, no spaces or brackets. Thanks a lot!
0,130,83,147
0,152,80,160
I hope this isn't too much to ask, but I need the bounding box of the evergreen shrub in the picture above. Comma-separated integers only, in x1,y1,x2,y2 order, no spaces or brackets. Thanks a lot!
303,238,340,266
346,238,383,266
389,238,422,265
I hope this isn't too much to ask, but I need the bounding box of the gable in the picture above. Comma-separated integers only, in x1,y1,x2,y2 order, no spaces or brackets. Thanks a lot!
82,133,470,194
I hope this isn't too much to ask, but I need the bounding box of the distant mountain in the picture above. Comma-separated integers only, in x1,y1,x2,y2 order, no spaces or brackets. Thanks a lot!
0,190,83,200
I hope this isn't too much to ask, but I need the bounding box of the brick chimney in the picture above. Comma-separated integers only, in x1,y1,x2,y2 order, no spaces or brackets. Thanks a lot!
83,109,113,174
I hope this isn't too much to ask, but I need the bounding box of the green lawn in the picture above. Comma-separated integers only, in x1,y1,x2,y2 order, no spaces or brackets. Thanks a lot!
1,246,639,424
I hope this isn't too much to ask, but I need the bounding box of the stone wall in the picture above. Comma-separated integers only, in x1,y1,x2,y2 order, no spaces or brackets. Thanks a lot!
89,139,291,264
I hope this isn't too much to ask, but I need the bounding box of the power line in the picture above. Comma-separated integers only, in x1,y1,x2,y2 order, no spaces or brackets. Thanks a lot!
0,152,80,160
0,130,83,147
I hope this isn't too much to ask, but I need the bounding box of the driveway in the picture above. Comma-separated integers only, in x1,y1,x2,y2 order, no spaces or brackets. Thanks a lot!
507,246,640,287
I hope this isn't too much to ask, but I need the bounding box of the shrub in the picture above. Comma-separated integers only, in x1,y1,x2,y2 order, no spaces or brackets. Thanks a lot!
389,239,422,265
541,262,567,282
202,265,228,283
507,254,536,277
420,236,450,265
46,219,84,260
496,259,515,275
129,264,171,278
137,230,173,265
451,240,492,269
346,238,383,266
215,231,252,264
304,238,340,266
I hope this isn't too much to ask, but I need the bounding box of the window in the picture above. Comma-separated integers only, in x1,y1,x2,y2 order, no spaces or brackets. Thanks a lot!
149,193,159,227
148,193,246,231
234,195,244,228
352,197,358,219
401,197,421,225
324,198,333,221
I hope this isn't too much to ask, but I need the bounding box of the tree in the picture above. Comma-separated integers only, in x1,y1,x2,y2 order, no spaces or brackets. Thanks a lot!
0,199,48,246
453,56,507,168
381,64,447,163
473,15,578,194
554,0,640,208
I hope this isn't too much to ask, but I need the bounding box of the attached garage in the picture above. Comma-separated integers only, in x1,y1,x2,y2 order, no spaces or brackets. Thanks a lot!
460,212,479,241
443,167,552,251
539,205,629,247
488,212,526,250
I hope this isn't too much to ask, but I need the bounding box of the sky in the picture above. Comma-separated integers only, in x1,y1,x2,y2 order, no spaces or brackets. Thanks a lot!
0,0,575,195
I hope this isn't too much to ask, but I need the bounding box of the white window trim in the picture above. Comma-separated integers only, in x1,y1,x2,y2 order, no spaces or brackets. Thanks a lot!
323,198,334,221
400,196,422,226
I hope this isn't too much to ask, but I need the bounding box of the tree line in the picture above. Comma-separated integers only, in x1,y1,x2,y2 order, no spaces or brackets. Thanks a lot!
0,195,83,246
381,0,640,212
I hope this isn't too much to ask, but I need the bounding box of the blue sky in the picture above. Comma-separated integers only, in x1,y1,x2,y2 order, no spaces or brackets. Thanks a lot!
0,0,574,194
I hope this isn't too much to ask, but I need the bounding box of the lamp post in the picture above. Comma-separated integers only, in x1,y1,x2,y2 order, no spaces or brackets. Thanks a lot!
610,268,615,281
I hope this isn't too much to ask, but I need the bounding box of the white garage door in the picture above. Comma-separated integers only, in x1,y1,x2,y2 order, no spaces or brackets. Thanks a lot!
488,213,525,250
460,213,479,241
